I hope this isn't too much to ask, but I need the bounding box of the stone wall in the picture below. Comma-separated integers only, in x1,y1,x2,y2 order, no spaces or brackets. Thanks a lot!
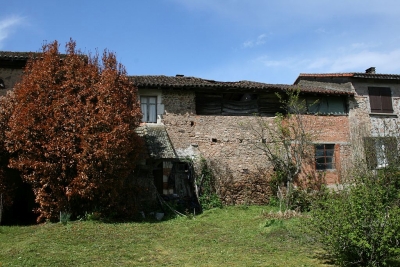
0,67,23,95
346,82,400,168
351,81,400,137
161,89,352,203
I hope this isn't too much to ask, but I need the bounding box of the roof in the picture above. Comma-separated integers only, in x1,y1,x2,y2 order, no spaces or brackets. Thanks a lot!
296,80,354,93
130,75,353,96
0,51,41,61
136,124,177,159
295,72,400,84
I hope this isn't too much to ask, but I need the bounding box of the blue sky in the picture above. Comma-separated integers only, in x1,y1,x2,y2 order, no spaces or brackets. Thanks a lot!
1,0,400,84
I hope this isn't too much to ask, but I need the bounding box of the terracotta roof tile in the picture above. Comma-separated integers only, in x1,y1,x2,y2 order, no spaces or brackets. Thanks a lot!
297,72,400,81
130,75,353,96
0,51,41,60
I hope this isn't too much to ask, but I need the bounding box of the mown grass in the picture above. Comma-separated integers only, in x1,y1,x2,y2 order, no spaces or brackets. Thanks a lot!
0,206,333,266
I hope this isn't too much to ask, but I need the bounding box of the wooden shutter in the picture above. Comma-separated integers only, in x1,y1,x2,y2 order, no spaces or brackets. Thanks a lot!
368,87,393,113
368,87,382,112
364,137,377,169
380,88,393,113
384,137,398,165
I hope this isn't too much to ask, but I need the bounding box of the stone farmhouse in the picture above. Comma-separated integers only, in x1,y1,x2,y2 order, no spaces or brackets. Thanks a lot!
295,67,400,170
130,75,353,204
0,51,397,205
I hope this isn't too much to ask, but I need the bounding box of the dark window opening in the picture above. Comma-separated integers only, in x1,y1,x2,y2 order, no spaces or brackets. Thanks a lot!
196,92,282,116
368,87,393,113
315,144,335,170
222,93,258,115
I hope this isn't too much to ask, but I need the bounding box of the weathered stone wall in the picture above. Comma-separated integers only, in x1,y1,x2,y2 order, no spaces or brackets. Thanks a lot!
347,82,400,168
350,81,400,137
161,89,352,203
0,67,23,95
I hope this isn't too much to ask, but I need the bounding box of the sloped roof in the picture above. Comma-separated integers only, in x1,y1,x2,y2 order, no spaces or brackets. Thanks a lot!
0,51,41,60
295,72,400,83
296,80,354,93
130,75,353,95
136,124,176,159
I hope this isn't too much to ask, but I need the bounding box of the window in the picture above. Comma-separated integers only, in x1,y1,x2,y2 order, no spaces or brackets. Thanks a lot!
141,96,157,123
304,96,347,115
364,137,397,168
368,87,393,113
315,144,335,170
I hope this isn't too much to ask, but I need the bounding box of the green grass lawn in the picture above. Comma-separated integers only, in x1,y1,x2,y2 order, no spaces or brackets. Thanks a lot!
0,206,333,266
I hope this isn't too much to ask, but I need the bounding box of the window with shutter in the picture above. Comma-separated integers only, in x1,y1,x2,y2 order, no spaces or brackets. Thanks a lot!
141,96,157,123
364,137,398,169
368,87,393,113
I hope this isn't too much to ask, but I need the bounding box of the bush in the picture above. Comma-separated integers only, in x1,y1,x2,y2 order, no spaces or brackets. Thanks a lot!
197,158,223,210
310,168,400,266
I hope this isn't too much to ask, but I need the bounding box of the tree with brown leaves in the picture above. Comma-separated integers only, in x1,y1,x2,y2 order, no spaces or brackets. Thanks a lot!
4,40,143,222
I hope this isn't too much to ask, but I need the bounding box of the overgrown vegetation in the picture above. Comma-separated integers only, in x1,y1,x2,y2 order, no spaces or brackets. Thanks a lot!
306,121,400,266
251,90,314,192
243,89,320,212
310,167,400,267
196,158,223,210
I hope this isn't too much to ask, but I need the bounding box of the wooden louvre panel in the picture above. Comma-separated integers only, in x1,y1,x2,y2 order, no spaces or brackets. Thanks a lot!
380,87,394,113
368,87,393,113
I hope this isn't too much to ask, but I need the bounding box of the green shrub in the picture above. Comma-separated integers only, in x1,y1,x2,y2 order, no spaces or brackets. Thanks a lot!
197,158,223,210
310,169,400,266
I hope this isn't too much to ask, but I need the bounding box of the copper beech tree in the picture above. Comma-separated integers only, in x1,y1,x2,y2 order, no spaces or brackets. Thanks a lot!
3,40,143,222
0,93,17,222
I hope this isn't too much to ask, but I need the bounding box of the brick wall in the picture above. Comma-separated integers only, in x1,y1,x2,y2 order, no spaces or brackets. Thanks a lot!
161,89,351,203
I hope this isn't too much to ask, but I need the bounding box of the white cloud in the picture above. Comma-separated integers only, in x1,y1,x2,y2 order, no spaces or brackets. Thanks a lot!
314,49,400,73
171,0,400,29
0,16,24,48
242,34,267,48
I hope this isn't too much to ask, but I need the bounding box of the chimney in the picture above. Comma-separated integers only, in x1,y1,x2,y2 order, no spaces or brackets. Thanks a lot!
365,67,376,74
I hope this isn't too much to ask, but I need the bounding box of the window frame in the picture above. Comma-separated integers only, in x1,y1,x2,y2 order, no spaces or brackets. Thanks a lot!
368,87,393,114
315,144,335,170
140,96,158,123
